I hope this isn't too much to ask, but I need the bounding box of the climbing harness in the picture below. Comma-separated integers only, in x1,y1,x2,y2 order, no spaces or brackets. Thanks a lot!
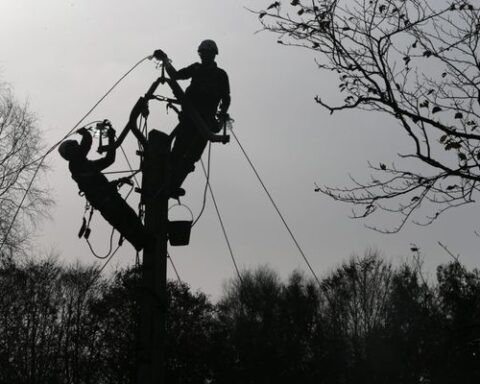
77,166,137,257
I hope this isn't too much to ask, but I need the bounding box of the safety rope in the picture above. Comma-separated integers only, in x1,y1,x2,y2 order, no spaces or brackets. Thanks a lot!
86,228,117,260
231,129,321,289
167,252,182,283
82,182,134,260
192,142,212,227
83,244,122,296
199,158,242,283
0,55,151,254
119,145,141,188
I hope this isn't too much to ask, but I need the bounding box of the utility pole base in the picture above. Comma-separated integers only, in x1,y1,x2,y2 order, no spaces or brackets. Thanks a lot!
137,130,170,384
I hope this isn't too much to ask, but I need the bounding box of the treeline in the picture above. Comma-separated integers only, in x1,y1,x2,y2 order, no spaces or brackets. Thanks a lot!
1,251,480,383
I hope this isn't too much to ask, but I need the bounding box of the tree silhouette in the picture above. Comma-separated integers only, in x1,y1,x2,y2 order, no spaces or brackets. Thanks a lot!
217,267,327,383
256,0,480,231
2,254,480,383
434,262,480,383
0,82,52,254
0,257,102,384
384,263,442,383
319,251,395,382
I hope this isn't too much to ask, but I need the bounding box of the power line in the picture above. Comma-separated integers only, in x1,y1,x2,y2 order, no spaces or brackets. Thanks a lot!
167,252,182,283
88,244,122,290
231,130,321,288
0,55,151,254
119,145,141,188
192,142,211,227
3,56,151,181
199,157,242,282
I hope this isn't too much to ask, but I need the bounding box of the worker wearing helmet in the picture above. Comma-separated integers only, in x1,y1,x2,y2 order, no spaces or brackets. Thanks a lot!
58,103,150,251
175,39,230,122
155,40,231,196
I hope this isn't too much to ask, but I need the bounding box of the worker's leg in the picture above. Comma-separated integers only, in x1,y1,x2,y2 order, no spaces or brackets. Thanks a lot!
170,135,207,193
169,114,213,194
96,193,150,251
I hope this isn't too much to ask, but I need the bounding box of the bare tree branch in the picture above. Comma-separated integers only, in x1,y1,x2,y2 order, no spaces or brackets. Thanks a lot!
256,0,480,231
0,83,52,255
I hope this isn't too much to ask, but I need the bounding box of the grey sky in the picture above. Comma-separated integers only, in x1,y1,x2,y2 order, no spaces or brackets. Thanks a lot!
1,0,478,298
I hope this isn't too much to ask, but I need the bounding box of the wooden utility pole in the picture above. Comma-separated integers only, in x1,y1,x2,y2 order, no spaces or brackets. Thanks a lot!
132,60,228,383
136,129,170,384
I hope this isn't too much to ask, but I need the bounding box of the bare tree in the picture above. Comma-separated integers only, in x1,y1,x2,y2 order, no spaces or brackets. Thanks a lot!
321,250,393,345
0,83,52,254
256,0,480,231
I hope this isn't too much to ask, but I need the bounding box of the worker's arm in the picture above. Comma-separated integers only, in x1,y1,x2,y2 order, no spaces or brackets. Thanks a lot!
76,128,93,157
218,71,231,116
153,49,228,143
153,49,195,81
92,128,116,170
173,64,196,80
98,98,148,154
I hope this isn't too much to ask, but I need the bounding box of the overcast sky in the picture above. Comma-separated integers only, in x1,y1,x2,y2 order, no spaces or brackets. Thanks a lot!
1,0,478,298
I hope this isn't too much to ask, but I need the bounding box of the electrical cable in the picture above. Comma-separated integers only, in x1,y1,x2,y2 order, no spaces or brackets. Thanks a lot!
86,227,116,259
79,236,124,301
167,252,182,283
85,244,122,294
119,145,141,188
199,158,242,282
84,184,134,259
83,136,140,261
0,55,151,254
231,129,322,288
95,245,121,276
192,142,211,227
3,56,151,181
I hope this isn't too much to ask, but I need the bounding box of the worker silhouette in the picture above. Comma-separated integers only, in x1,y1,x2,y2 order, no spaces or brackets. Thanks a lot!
58,107,149,251
155,39,231,197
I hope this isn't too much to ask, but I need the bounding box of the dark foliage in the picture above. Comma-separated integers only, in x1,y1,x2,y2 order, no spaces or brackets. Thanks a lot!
0,83,52,255
1,252,479,383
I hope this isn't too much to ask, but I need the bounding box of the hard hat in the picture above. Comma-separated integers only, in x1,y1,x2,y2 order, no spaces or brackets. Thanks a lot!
58,140,79,160
198,40,218,54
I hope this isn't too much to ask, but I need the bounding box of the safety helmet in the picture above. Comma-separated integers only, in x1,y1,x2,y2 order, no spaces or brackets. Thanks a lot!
198,39,218,55
58,140,79,160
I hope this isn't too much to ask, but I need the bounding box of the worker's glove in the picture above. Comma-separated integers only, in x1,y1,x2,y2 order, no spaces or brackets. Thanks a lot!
217,111,230,125
153,49,168,62
107,127,116,139
218,111,230,119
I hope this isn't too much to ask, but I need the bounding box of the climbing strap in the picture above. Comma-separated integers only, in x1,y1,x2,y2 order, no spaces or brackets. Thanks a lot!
78,202,94,239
